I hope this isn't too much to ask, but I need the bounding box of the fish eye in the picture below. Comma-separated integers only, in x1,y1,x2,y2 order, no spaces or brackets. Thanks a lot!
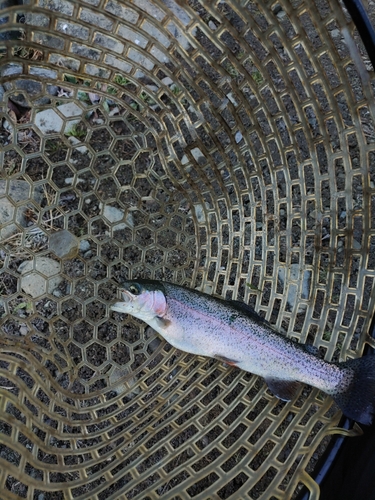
129,284,141,295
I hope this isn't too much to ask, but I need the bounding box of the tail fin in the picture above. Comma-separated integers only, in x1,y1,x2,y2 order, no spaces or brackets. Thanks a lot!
332,355,375,425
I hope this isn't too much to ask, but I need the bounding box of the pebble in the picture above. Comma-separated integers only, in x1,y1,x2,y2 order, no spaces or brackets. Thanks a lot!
330,29,340,38
2,119,12,133
68,136,88,154
64,176,85,185
235,131,243,143
352,239,361,250
79,239,91,252
19,324,29,336
18,257,62,298
226,92,239,106
101,203,134,229
146,84,159,92
161,77,173,86
193,204,206,223
278,264,310,313
0,179,43,239
35,102,83,134
49,230,79,259
35,108,64,134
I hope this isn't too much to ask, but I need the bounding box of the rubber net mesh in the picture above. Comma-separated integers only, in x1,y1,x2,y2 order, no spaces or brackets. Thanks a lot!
1,0,375,498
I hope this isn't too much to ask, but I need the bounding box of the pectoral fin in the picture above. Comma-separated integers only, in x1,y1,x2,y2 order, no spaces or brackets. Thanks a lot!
215,354,239,366
265,378,301,401
155,316,171,329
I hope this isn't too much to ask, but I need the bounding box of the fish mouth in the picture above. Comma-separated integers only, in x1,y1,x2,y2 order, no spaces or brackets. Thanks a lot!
110,289,135,313
119,289,134,303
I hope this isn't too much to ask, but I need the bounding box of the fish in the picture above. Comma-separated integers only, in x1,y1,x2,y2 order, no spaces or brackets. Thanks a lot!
111,279,375,425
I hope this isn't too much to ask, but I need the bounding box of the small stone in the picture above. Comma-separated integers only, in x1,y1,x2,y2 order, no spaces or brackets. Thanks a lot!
101,204,124,223
146,84,159,92
58,101,84,118
109,107,120,117
18,257,62,298
64,175,84,185
161,77,173,86
193,204,206,223
208,20,217,30
79,239,91,252
147,335,162,353
1,63,22,78
0,180,43,239
181,154,189,165
278,264,310,312
100,203,134,229
35,108,64,133
235,131,243,143
352,239,361,250
276,9,286,18
19,324,29,336
226,92,239,106
3,119,12,132
35,102,83,134
49,230,79,259
68,136,88,154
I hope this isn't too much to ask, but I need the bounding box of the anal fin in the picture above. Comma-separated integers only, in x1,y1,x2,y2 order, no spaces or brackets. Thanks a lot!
265,378,301,401
215,354,238,367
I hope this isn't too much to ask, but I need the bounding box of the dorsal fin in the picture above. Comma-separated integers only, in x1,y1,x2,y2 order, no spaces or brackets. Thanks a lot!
230,300,269,325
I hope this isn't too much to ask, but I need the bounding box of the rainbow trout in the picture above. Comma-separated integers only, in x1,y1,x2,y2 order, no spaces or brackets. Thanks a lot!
111,280,375,425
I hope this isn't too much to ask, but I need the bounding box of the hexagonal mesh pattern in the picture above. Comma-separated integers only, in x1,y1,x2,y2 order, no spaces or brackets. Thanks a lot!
1,0,375,498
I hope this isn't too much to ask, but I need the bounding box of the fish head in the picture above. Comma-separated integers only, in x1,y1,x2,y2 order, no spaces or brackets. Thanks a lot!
111,280,167,322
